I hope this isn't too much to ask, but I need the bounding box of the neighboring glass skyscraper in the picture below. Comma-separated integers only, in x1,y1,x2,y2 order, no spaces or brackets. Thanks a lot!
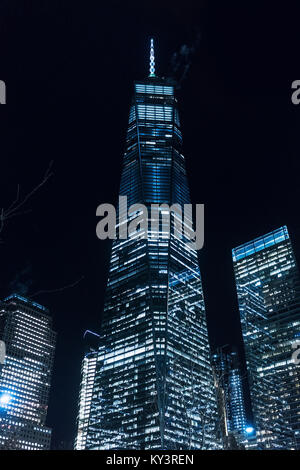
86,41,219,450
74,331,98,450
74,350,97,450
212,347,247,447
0,294,56,450
232,226,300,449
227,351,247,435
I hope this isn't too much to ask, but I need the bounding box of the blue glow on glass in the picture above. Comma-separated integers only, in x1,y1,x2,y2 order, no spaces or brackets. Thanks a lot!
0,393,12,406
4,294,48,312
245,426,254,434
232,226,289,262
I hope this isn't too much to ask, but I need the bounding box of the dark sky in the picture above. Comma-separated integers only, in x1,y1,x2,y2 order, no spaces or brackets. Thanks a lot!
1,1,300,448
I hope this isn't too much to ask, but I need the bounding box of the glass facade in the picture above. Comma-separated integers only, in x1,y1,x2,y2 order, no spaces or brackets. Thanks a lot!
74,350,97,450
212,348,247,447
86,59,219,449
232,226,300,449
0,294,56,450
227,352,247,434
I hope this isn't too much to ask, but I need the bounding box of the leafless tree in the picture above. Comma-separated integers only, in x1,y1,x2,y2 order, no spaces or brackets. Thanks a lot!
0,161,54,242
1,162,84,296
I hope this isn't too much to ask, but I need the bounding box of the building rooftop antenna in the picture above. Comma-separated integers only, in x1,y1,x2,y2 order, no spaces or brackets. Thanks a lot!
149,38,156,77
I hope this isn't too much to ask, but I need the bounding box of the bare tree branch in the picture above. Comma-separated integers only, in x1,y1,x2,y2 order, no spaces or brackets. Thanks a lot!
29,275,85,299
0,161,54,241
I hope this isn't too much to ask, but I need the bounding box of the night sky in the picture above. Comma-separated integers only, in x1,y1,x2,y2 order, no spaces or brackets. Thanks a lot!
1,1,300,448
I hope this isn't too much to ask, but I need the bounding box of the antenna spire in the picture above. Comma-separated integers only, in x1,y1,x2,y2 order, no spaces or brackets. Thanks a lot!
149,38,155,77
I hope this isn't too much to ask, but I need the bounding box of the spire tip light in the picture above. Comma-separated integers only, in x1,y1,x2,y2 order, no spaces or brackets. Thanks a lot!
149,38,155,77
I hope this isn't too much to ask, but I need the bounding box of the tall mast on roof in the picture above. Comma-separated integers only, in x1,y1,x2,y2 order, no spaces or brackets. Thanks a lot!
149,38,155,77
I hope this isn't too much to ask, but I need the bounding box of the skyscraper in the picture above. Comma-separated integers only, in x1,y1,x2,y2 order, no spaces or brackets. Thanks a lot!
0,294,56,450
74,331,98,450
212,347,247,448
86,40,219,450
232,226,300,449
75,350,97,450
226,350,247,436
